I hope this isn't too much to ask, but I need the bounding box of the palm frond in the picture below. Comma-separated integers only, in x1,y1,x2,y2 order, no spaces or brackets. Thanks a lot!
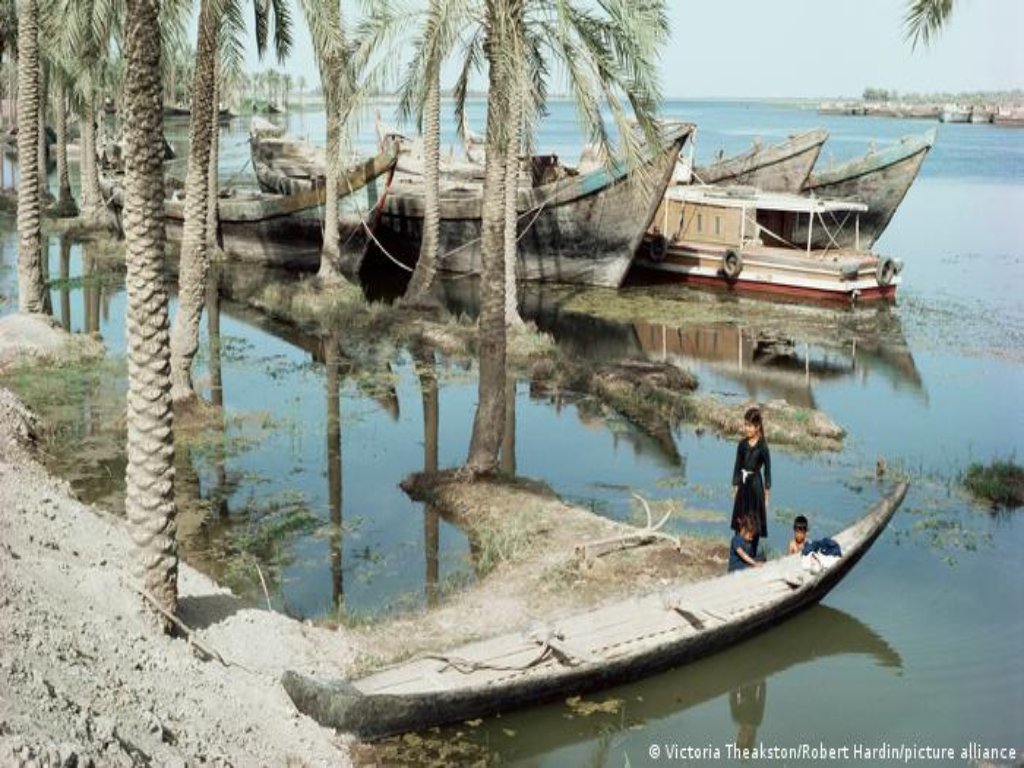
904,0,955,49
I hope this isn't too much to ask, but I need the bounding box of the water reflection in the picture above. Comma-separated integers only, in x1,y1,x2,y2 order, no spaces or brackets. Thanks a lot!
416,351,440,606
325,333,344,611
58,236,71,330
466,605,902,763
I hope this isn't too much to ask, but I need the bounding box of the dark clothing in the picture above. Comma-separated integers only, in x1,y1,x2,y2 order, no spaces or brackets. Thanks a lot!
802,538,842,557
731,438,771,539
728,534,756,572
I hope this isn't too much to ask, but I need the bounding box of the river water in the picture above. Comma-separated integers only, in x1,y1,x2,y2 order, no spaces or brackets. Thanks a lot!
1,101,1022,764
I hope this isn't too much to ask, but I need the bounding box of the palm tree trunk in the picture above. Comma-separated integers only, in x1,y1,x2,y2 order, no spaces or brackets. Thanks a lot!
79,83,105,224
16,0,45,314
37,61,49,203
402,68,440,304
169,0,218,403
503,79,524,328
52,78,78,216
316,77,344,283
466,14,512,473
123,0,178,627
206,56,220,256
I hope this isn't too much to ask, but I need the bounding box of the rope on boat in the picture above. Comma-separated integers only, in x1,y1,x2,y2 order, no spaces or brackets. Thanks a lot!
410,625,596,676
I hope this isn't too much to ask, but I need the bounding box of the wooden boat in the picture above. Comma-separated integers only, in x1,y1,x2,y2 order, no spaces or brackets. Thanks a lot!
99,140,396,269
282,483,908,740
486,604,901,760
801,128,935,250
374,123,694,288
637,185,903,303
939,105,971,124
994,107,1024,127
692,129,828,193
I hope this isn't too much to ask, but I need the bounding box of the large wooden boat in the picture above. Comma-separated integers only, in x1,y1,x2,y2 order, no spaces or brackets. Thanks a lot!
99,140,396,270
692,128,828,193
637,185,903,303
994,106,1024,127
939,105,971,124
801,128,935,250
282,483,908,740
374,123,694,288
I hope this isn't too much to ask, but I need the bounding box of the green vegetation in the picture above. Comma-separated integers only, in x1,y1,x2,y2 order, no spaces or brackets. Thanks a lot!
963,459,1024,509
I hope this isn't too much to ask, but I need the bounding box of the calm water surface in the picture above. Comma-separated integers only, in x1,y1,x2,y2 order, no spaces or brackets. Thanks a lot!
1,101,1022,764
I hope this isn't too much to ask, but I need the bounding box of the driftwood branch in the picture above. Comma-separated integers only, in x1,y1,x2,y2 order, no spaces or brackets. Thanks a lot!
575,493,682,565
255,563,273,611
133,585,253,673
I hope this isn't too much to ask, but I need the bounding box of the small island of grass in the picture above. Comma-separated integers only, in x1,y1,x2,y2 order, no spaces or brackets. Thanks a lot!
963,459,1024,509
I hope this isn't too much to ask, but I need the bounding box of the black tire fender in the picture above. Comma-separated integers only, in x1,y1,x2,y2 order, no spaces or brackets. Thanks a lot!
723,249,743,280
875,256,897,286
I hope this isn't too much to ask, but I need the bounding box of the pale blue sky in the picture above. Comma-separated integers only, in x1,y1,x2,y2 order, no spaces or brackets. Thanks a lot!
241,0,1023,98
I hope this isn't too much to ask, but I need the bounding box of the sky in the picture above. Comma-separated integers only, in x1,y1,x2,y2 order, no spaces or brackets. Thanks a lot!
240,0,1024,99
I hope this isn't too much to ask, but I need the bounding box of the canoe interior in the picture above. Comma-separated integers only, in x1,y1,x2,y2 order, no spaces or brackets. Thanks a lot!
283,483,908,739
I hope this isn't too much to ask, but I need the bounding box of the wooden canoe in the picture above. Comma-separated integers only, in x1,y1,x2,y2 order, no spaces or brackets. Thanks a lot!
800,129,935,250
693,128,828,193
99,141,396,270
376,123,694,288
282,482,908,740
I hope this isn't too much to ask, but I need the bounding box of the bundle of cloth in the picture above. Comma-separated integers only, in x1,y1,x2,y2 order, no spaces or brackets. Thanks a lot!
801,538,842,574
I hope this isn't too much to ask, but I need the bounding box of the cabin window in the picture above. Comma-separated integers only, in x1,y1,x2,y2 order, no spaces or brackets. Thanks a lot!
696,213,703,233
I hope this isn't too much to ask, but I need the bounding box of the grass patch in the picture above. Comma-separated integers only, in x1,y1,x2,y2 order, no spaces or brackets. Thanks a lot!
963,458,1024,509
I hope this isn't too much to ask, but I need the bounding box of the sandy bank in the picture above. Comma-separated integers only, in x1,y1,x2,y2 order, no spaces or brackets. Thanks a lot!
0,384,355,766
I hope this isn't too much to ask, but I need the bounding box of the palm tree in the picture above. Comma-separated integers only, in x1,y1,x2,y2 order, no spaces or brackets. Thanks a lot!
169,0,291,404
48,73,78,216
16,0,45,313
471,0,667,473
904,0,956,48
122,0,177,626
298,0,348,282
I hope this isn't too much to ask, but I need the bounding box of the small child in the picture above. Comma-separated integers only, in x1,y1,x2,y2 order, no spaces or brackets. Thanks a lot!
788,515,808,555
729,516,764,572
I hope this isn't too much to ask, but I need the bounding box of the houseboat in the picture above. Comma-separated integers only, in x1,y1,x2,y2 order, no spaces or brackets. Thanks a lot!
635,185,902,304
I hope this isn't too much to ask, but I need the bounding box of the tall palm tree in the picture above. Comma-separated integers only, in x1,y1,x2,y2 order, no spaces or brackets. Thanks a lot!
169,0,290,404
299,0,348,282
465,0,668,473
16,0,45,313
122,0,177,626
904,0,956,48
48,72,78,216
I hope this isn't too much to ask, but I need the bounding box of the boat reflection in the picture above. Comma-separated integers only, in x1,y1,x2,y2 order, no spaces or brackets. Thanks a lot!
460,604,901,763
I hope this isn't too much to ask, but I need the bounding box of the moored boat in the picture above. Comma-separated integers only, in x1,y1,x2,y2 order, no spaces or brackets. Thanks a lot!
939,105,971,123
100,139,397,270
692,128,828,193
993,106,1024,127
281,483,908,740
801,128,935,249
374,123,695,288
636,185,902,303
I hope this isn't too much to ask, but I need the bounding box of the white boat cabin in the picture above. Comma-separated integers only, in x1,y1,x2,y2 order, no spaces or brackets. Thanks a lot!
649,185,869,255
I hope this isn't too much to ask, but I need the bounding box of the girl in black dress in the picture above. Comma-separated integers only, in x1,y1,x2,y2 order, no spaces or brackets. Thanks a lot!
731,407,771,557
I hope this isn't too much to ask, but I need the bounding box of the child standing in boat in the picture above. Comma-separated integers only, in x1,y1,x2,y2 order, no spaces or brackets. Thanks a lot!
731,407,771,558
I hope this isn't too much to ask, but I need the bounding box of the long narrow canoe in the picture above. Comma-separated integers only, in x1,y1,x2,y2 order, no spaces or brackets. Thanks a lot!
693,128,828,193
99,141,396,270
377,124,694,288
282,482,908,740
799,129,936,250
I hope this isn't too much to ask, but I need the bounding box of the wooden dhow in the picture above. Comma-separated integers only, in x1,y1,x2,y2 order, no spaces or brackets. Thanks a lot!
801,128,935,249
374,123,695,288
638,185,903,303
282,483,908,740
691,128,828,193
100,138,397,270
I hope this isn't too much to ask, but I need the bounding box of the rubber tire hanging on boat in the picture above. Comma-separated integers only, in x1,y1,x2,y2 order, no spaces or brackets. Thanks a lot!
723,249,743,280
649,234,668,262
875,256,898,286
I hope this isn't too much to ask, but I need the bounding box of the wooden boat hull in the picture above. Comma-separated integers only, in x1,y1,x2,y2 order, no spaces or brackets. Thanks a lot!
377,125,693,288
101,146,396,270
634,241,899,304
801,129,935,250
693,128,828,193
282,483,908,740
